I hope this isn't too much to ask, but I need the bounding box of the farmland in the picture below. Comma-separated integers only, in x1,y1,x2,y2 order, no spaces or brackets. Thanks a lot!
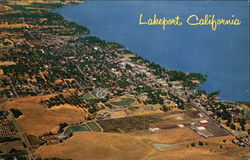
86,121,102,132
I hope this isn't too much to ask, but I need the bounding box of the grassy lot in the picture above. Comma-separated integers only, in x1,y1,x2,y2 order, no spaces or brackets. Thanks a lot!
81,93,96,100
111,98,135,106
64,125,91,134
6,95,87,136
86,121,102,132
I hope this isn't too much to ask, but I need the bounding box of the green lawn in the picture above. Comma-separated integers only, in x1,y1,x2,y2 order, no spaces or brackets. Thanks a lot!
86,121,102,132
82,93,96,100
111,98,135,106
64,125,91,134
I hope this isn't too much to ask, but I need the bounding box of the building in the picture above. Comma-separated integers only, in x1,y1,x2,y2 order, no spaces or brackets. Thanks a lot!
149,128,161,132
199,120,208,124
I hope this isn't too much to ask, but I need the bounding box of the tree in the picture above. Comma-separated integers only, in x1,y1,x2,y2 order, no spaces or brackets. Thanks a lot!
178,105,185,110
198,141,204,146
162,106,169,112
240,118,246,128
9,108,23,118
9,148,18,153
230,123,236,130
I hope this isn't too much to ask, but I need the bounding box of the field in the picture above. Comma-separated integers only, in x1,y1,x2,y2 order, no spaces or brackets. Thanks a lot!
64,125,91,134
37,132,152,160
110,97,135,106
5,95,87,136
0,61,16,66
86,121,102,132
36,130,248,160
81,93,96,100
0,140,25,155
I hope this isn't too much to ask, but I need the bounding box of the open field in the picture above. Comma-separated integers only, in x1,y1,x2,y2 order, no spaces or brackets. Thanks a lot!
37,132,152,160
37,130,249,160
6,95,87,136
140,128,201,144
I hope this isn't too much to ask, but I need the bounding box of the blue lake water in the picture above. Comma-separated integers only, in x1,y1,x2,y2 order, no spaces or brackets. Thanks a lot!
55,1,249,102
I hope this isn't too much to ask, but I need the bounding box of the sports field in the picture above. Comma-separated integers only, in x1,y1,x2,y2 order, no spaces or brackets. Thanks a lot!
111,98,135,106
64,125,91,134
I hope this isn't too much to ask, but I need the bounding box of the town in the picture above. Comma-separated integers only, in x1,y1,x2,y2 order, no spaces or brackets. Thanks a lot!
0,0,249,160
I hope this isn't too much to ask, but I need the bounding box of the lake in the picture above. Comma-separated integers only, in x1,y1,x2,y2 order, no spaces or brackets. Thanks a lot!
55,1,249,102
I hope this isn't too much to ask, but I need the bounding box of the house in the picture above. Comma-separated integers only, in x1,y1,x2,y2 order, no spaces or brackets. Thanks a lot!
177,124,184,128
149,128,161,132
199,120,208,124
196,126,206,131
